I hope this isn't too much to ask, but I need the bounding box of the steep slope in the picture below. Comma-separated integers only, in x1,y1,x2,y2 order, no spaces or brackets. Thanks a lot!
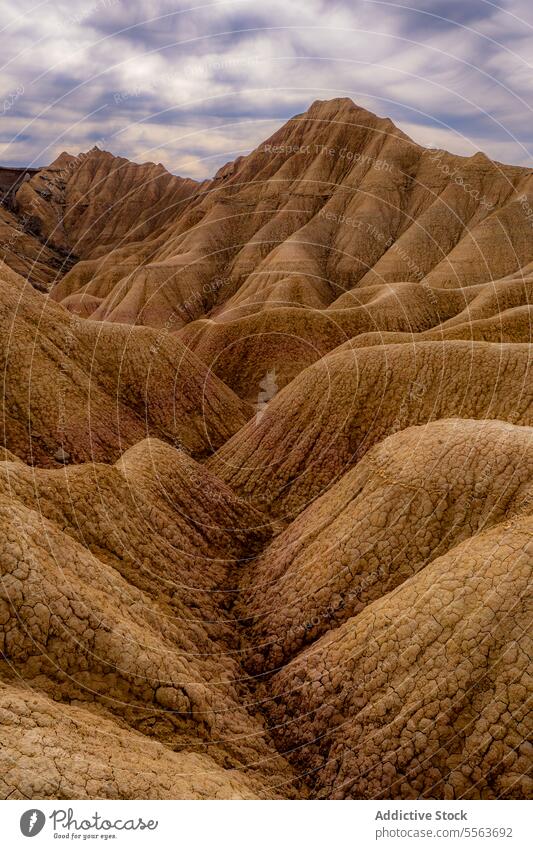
177,273,533,400
14,149,199,261
46,98,533,340
266,512,532,799
1,416,531,800
237,418,533,671
0,204,75,290
0,440,298,798
176,280,459,399
208,340,533,517
0,682,279,800
0,262,250,466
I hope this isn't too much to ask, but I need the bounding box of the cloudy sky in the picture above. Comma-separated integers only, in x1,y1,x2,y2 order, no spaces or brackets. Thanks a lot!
1,0,532,179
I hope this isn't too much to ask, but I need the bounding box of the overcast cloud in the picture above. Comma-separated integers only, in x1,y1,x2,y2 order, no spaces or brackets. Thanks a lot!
1,0,532,178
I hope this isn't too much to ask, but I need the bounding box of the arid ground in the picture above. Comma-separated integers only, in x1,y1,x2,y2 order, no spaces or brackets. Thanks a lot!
0,98,531,799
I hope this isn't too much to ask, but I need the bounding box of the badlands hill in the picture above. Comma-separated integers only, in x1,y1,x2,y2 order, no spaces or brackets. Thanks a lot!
12,97,533,398
0,98,531,799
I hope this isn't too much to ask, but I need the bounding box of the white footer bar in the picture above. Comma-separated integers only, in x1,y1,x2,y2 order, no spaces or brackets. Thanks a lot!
2,799,530,848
